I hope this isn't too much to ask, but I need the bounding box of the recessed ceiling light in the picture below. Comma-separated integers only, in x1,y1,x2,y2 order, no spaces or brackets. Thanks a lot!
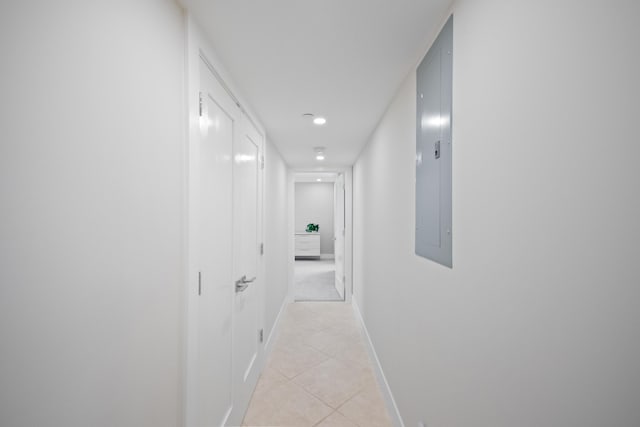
316,154,325,161
313,117,326,125
316,178,322,182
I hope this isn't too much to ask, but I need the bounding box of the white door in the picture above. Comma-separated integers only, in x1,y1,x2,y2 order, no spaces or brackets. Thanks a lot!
334,173,345,299
228,114,263,425
193,59,236,427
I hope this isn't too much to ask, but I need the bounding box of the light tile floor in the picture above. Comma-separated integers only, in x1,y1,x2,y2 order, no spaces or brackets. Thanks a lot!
242,302,393,427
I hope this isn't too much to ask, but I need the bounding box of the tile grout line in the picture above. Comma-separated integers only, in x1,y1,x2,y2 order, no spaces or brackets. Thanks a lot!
268,340,370,412
271,348,332,382
290,357,371,412
245,302,392,427
279,308,375,409
311,410,336,427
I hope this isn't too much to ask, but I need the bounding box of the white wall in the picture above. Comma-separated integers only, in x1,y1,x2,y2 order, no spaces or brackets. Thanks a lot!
0,1,186,426
264,140,290,341
295,182,335,255
354,1,640,427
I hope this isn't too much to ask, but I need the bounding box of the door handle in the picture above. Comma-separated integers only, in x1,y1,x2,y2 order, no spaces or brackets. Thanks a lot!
235,275,248,293
235,275,256,293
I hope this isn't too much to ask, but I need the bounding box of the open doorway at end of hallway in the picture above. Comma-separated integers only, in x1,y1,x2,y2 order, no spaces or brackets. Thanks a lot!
293,172,346,302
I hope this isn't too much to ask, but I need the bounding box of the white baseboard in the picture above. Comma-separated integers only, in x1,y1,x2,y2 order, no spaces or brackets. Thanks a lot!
352,299,405,427
230,296,286,427
264,296,288,355
231,295,288,426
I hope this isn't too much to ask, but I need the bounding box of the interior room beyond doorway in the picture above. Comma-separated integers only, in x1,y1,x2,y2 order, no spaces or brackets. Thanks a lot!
294,173,345,301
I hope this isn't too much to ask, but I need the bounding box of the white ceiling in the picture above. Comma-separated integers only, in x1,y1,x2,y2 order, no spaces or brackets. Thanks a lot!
294,172,338,183
180,0,452,169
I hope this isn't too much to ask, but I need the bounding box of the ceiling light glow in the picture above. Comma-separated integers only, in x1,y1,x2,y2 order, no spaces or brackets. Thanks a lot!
313,117,327,125
314,146,326,161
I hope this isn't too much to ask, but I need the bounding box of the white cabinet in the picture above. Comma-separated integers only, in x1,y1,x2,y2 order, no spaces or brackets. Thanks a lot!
295,233,320,258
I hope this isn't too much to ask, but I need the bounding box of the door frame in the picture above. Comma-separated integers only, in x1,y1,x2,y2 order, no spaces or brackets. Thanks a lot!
288,167,354,304
184,14,267,427
228,112,265,426
333,173,346,300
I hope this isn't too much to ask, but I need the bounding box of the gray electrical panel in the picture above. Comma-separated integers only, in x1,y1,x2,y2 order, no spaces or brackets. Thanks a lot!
416,15,453,267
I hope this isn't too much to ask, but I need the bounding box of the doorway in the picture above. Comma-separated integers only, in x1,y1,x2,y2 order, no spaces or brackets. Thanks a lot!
186,51,265,427
293,172,345,301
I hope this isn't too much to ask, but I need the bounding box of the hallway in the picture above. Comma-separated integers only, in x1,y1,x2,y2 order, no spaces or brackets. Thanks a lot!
2,1,640,427
243,303,392,427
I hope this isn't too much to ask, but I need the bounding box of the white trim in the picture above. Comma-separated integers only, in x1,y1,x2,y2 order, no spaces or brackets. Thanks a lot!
287,171,296,302
264,297,288,354
290,167,353,304
343,168,353,304
220,407,232,427
184,13,269,427
334,276,345,300
179,9,190,427
352,299,405,427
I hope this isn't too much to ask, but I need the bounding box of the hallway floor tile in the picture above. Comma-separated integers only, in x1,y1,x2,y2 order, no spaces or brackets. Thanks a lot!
242,302,393,427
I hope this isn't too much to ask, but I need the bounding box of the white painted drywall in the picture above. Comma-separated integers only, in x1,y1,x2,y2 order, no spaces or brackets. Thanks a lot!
354,1,640,427
295,183,335,255
0,1,186,426
264,140,290,340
